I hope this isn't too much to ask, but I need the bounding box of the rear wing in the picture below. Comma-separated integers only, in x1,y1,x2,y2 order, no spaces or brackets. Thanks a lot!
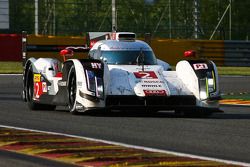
22,31,89,66
86,32,136,48
86,32,110,48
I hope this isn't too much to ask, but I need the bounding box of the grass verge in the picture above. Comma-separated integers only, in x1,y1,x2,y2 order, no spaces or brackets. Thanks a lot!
217,66,250,76
222,94,250,100
0,62,23,74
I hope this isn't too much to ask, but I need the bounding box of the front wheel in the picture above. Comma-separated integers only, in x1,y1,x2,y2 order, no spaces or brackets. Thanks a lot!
68,66,78,115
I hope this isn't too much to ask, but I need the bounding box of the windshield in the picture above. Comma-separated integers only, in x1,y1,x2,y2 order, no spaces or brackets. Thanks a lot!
99,51,157,65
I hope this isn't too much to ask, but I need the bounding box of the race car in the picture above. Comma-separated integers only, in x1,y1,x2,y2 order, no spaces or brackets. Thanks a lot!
22,32,221,116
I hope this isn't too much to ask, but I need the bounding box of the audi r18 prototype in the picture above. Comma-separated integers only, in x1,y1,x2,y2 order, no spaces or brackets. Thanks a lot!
22,32,221,116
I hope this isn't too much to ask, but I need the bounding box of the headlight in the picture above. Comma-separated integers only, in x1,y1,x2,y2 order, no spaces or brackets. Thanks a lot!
85,70,104,99
207,78,214,87
200,91,207,100
96,77,104,99
207,78,214,92
200,71,217,100
86,70,96,92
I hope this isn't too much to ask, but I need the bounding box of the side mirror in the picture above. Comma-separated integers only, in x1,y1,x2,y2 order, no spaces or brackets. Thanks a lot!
184,50,196,58
60,49,73,61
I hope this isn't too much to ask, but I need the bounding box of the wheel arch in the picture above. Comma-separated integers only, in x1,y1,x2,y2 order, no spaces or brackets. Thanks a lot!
23,58,36,101
62,59,86,102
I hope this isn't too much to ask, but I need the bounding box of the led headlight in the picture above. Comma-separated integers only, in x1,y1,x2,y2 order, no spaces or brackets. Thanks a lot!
86,70,96,92
85,70,104,99
208,78,214,87
96,77,104,99
200,91,207,100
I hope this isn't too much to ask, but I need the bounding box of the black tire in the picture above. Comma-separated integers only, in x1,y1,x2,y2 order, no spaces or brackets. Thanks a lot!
26,68,56,111
68,66,78,114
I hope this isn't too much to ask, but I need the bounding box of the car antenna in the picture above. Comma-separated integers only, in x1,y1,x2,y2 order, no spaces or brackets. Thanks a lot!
136,48,145,71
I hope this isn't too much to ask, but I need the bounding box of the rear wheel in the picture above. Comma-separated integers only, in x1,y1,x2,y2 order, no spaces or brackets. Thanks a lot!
68,66,78,115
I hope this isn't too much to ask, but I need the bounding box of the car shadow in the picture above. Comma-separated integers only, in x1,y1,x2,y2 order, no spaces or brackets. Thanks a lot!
53,106,250,120
211,113,250,119
76,109,250,120
87,110,178,118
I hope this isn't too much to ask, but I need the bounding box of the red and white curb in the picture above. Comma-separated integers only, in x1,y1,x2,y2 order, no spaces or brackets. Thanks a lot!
0,125,249,167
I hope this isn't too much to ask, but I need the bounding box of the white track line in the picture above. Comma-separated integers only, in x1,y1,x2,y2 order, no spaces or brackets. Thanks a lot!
0,125,249,167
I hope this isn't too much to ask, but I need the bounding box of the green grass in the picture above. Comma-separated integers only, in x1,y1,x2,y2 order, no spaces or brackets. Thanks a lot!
0,62,23,74
217,66,250,76
0,61,250,75
222,94,250,100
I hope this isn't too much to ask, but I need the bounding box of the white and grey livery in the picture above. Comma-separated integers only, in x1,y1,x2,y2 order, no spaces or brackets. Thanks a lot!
22,32,221,116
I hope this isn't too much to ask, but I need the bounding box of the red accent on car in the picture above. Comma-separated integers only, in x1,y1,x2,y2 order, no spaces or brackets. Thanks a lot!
34,82,43,99
90,40,97,48
55,72,62,78
184,50,196,58
60,49,73,61
60,49,73,56
134,71,158,79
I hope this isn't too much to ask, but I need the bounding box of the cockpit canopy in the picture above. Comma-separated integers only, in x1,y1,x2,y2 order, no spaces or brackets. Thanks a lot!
89,39,157,65
99,50,157,65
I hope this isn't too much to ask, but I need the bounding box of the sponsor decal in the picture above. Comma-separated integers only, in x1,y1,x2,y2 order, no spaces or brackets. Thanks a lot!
193,63,208,70
134,71,158,79
135,67,150,70
143,80,164,83
34,81,47,98
34,82,43,98
141,84,162,88
34,74,41,82
91,62,102,69
42,82,47,93
143,90,167,96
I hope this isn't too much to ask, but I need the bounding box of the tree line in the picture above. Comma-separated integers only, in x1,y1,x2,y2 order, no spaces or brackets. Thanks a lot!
2,0,250,40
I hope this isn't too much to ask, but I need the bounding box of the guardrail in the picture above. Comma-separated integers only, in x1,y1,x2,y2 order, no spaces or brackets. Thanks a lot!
224,41,250,66
151,39,225,66
198,40,250,67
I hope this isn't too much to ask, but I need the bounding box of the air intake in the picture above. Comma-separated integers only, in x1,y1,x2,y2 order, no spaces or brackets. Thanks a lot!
111,32,136,41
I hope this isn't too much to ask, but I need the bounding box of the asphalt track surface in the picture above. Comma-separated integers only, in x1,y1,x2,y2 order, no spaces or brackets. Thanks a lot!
0,75,250,166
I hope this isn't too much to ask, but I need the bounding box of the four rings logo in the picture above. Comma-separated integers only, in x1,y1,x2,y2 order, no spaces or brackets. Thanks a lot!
143,90,167,96
134,71,158,79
